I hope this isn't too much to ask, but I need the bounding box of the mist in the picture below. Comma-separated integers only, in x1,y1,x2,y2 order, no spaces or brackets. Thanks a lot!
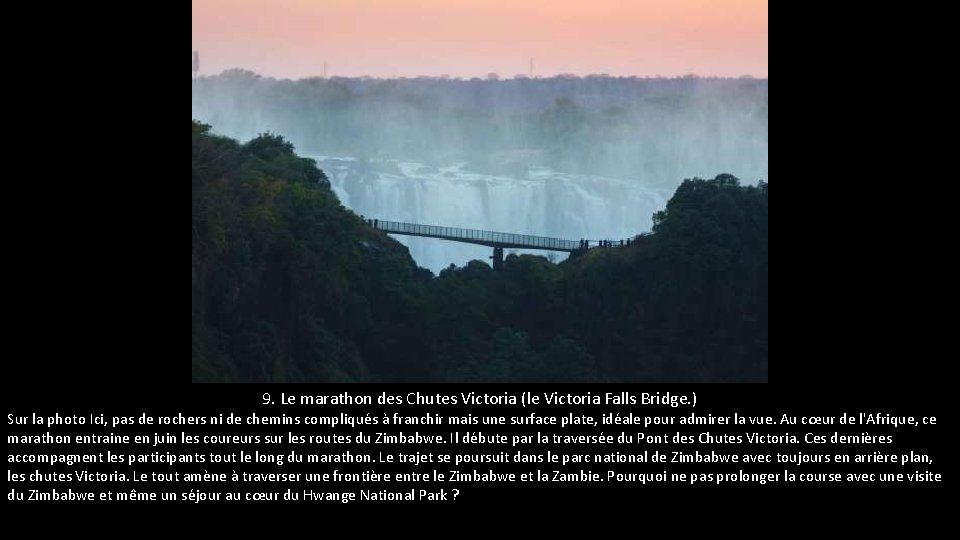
191,72,767,272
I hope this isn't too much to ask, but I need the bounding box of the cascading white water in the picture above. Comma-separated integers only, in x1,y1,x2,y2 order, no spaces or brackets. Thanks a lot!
192,76,767,273
320,157,670,273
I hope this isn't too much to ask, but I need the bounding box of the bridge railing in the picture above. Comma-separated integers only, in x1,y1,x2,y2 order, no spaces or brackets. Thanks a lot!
373,219,581,252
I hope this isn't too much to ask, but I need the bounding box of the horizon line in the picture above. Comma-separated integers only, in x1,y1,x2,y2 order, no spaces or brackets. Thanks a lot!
194,68,768,82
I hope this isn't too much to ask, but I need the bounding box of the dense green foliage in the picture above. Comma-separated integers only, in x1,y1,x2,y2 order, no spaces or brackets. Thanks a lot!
193,122,767,382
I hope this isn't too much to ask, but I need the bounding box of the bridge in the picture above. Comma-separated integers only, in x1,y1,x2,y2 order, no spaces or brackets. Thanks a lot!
364,218,637,270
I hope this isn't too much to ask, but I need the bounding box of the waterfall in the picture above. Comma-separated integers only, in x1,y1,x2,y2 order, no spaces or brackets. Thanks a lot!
321,157,670,272
192,76,767,273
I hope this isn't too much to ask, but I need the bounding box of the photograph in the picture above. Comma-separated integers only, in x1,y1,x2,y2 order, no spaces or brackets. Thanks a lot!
191,0,768,383
4,0,948,517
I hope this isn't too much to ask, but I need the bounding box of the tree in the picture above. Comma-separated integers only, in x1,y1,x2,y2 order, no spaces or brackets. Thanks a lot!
244,133,295,160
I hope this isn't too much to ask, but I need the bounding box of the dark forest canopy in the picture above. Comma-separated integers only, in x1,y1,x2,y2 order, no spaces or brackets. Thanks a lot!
192,121,767,383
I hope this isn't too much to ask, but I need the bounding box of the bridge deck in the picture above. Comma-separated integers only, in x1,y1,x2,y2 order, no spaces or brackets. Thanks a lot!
372,219,582,252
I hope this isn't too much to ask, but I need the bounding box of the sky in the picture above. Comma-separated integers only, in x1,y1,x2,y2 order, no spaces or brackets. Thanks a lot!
192,0,767,79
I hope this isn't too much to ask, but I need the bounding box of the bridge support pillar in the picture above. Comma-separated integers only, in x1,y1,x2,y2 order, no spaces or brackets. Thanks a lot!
491,247,504,271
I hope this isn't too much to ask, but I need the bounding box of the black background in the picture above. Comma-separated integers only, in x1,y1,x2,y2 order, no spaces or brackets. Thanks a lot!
1,2,949,514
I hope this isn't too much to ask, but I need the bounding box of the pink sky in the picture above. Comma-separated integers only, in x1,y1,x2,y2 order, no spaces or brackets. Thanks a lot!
192,0,767,79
